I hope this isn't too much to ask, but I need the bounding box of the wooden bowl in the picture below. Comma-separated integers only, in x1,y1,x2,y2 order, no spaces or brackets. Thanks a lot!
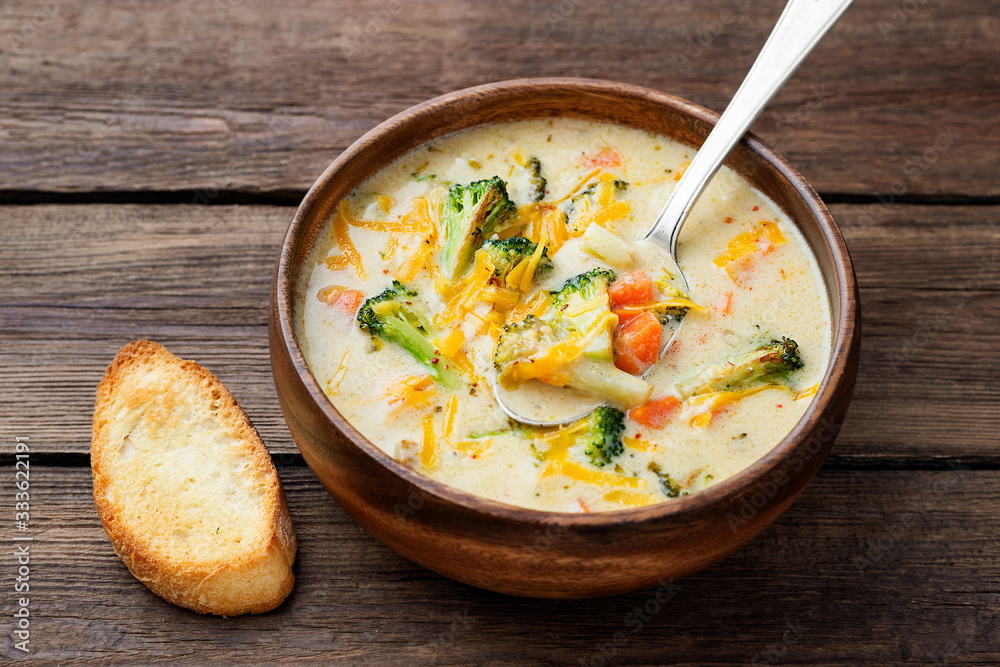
270,78,860,598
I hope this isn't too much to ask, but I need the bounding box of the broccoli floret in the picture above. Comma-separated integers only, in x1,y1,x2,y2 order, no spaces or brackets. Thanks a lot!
495,406,624,467
566,179,627,216
357,281,460,388
525,157,546,202
493,270,653,407
687,337,804,396
493,314,557,366
553,267,617,305
440,176,516,279
579,406,625,467
482,236,553,285
567,182,597,217
648,462,684,498
550,268,617,361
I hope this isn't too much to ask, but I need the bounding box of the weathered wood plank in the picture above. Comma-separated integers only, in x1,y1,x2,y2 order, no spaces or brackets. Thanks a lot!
1,0,997,196
2,204,998,461
3,465,998,663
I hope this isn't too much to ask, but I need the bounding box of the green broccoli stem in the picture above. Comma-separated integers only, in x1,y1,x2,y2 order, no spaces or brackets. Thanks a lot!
582,405,625,467
381,315,460,389
682,338,803,397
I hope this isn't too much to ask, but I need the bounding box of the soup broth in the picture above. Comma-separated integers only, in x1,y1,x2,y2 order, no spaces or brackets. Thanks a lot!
295,118,831,512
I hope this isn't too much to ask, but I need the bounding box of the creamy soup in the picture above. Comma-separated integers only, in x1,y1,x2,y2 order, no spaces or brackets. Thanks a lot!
295,118,832,513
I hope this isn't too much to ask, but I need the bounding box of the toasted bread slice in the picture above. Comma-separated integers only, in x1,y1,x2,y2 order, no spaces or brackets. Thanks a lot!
91,340,296,616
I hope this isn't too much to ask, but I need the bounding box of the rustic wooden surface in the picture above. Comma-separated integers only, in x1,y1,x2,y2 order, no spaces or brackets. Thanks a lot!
1,0,999,198
2,0,999,663
5,466,1000,664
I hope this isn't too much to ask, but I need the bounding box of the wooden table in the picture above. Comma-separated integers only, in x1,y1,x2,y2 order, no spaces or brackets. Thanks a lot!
3,0,998,663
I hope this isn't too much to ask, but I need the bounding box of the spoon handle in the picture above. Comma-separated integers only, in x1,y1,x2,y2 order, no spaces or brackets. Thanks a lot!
644,0,854,255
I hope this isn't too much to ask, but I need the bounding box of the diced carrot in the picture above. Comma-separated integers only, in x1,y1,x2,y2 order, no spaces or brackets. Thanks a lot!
710,291,733,315
614,311,661,375
609,270,653,309
628,396,681,428
582,147,622,168
614,309,643,325
334,289,364,316
318,286,364,317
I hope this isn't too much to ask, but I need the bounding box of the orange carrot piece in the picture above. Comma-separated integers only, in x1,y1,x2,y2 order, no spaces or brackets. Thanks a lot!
609,270,653,309
317,286,364,317
582,147,622,168
614,311,662,375
629,396,681,428
614,309,643,325
710,291,733,315
331,289,363,316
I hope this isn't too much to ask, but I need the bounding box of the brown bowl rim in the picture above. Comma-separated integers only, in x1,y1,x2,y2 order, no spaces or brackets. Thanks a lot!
273,77,858,526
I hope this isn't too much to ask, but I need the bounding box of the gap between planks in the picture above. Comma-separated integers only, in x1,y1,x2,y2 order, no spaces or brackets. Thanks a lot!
2,190,1000,208
3,452,1000,472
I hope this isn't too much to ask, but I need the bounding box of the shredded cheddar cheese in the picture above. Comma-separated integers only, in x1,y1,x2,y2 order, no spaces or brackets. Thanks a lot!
434,250,496,326
325,254,349,270
519,235,548,292
560,461,646,488
332,201,365,279
444,394,459,439
603,489,657,507
687,385,792,428
453,439,491,458
624,436,656,453
596,173,617,206
328,347,351,393
383,236,399,261
420,414,437,467
395,197,438,281
714,221,787,281
519,204,574,252
573,200,630,232
384,375,437,418
613,297,706,320
795,383,820,401
538,421,588,477
432,328,465,359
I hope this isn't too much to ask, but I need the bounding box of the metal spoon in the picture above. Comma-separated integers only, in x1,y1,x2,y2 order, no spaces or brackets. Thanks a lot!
495,0,854,426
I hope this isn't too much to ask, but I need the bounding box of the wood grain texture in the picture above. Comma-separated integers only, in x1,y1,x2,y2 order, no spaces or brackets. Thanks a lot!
1,203,996,462
4,465,998,664
0,0,995,659
1,0,998,197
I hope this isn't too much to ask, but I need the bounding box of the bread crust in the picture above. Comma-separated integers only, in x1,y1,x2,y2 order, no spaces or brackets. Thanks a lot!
91,340,297,616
